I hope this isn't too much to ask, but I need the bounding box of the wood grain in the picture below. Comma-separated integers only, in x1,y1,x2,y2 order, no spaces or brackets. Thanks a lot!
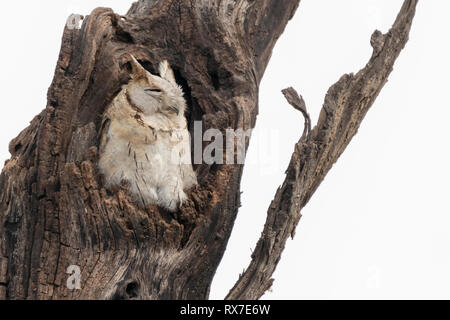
226,0,418,300
0,0,417,300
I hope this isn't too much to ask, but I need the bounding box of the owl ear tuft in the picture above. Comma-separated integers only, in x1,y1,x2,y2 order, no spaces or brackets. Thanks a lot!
129,55,149,80
159,60,177,84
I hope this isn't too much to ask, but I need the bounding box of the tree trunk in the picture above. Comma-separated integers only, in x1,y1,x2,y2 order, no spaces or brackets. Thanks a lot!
0,0,417,300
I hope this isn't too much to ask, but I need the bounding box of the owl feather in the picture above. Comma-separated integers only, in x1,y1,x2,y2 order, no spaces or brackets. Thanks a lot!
98,55,197,211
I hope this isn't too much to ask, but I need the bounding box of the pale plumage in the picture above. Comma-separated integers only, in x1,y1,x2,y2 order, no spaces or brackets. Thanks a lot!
99,56,197,211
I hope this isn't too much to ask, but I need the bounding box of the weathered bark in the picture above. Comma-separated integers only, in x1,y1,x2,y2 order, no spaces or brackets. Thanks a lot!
227,0,418,300
0,0,300,300
0,0,417,300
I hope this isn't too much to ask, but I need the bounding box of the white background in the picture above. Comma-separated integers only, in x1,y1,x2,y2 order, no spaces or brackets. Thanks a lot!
1,1,449,299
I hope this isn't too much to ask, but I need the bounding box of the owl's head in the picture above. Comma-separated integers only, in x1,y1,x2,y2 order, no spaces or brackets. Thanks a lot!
126,55,186,118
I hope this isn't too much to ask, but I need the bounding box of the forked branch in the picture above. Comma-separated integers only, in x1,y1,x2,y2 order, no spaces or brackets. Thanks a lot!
226,0,418,300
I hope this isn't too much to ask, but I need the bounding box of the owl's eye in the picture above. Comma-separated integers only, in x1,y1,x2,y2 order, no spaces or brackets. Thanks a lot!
145,88,162,94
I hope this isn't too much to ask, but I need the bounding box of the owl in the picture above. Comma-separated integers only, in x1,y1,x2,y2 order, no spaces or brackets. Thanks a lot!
98,55,197,212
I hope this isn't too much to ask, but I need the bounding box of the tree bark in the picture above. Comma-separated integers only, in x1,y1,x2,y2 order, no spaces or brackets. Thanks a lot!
226,0,418,300
0,0,417,300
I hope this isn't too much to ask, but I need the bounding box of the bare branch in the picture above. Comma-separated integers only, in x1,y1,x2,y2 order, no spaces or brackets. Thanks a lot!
226,0,418,300
0,0,305,300
243,0,301,79
282,87,311,138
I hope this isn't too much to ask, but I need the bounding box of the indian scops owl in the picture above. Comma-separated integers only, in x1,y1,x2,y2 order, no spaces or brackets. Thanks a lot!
98,56,197,211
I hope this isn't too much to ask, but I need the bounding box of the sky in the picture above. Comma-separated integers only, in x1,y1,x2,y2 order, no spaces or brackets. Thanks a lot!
1,1,450,299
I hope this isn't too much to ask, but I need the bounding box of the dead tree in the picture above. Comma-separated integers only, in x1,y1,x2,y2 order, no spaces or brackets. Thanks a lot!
0,0,417,300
